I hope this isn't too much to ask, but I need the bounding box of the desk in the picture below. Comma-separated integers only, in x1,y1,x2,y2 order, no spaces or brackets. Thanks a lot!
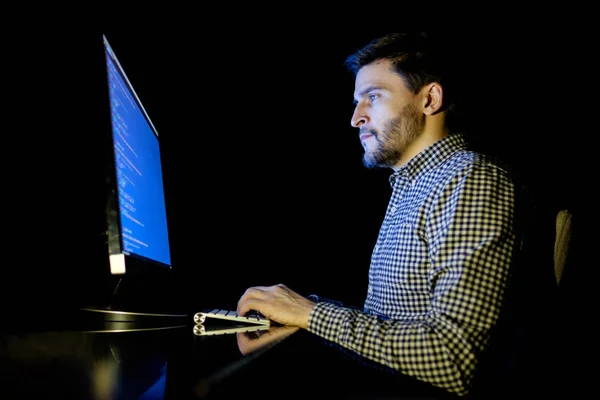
0,317,456,399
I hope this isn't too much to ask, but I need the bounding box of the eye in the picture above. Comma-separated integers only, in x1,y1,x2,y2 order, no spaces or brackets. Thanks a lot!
368,93,379,102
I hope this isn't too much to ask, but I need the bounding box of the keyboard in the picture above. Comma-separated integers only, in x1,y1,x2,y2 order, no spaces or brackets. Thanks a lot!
193,308,270,325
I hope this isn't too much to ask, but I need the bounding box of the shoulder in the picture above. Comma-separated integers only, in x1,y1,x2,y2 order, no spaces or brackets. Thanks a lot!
432,149,536,213
435,149,520,188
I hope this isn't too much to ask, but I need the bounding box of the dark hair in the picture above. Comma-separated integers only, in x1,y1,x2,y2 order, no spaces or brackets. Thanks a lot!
344,32,460,124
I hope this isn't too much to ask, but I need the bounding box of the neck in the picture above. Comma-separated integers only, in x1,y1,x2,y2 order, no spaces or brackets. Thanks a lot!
392,115,448,171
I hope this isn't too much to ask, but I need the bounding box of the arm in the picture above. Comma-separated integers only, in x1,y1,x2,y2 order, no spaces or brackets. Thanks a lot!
237,162,522,395
236,287,365,329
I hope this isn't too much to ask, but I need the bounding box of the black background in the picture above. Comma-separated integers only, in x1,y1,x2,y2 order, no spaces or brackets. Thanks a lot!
2,13,591,323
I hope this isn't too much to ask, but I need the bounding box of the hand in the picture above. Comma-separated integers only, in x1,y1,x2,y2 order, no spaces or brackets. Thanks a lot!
236,284,316,329
236,325,299,355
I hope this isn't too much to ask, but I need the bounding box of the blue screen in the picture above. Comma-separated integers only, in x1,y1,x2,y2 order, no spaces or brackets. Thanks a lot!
105,41,171,267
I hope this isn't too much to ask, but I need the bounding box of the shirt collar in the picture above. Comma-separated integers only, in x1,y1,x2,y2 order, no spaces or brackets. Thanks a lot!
389,133,468,187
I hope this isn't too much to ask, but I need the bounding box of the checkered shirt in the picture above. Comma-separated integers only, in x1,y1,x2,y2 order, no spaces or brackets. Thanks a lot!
307,133,533,396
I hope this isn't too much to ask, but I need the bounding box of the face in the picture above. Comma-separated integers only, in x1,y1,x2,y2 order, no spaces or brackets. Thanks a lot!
351,60,424,170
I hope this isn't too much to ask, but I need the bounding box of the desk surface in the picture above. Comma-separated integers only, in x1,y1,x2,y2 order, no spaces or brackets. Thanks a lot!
0,317,456,400
1,315,585,399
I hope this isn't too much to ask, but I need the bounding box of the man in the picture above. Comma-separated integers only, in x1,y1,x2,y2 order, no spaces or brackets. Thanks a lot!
237,32,555,396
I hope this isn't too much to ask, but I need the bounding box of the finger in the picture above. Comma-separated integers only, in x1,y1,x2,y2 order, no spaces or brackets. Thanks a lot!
237,286,273,312
236,297,261,316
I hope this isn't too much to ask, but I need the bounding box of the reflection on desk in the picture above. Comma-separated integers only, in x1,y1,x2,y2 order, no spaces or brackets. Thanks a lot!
192,324,299,397
236,325,299,355
192,322,270,337
0,322,188,400
0,321,454,399
191,327,453,399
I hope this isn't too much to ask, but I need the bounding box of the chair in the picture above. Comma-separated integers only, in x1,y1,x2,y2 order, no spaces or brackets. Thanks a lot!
553,209,572,286
551,206,595,396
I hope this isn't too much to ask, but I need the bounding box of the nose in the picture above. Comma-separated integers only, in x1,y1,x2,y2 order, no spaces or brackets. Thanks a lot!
351,103,368,128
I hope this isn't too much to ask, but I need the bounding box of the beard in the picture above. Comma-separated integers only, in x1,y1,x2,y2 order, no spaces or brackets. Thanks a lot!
362,102,423,169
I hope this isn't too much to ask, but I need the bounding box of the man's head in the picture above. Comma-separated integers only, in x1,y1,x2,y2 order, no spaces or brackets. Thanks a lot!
345,32,458,170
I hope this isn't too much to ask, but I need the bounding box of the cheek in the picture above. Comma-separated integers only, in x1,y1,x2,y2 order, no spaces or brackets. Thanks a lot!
372,105,397,127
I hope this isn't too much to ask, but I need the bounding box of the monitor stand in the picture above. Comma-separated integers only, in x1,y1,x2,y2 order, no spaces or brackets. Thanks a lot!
79,306,189,322
79,274,189,325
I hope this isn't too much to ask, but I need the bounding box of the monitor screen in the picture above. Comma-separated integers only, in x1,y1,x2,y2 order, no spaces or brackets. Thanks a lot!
103,35,172,275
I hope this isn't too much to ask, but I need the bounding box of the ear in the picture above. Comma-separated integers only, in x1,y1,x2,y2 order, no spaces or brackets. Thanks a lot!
422,83,443,115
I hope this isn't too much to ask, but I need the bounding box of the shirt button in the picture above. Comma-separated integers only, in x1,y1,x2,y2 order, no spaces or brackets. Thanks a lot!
391,206,397,213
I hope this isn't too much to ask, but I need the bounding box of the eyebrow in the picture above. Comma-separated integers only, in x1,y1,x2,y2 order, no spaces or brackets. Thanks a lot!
353,85,385,104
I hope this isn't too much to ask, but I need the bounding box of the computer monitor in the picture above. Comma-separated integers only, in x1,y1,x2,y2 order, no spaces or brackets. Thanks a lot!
80,34,187,323
103,34,171,276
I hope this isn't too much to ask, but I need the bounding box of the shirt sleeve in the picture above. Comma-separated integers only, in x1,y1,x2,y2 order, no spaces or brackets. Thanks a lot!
307,161,521,396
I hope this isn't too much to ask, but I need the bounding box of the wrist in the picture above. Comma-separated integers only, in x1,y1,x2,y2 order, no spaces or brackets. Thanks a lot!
298,298,317,329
